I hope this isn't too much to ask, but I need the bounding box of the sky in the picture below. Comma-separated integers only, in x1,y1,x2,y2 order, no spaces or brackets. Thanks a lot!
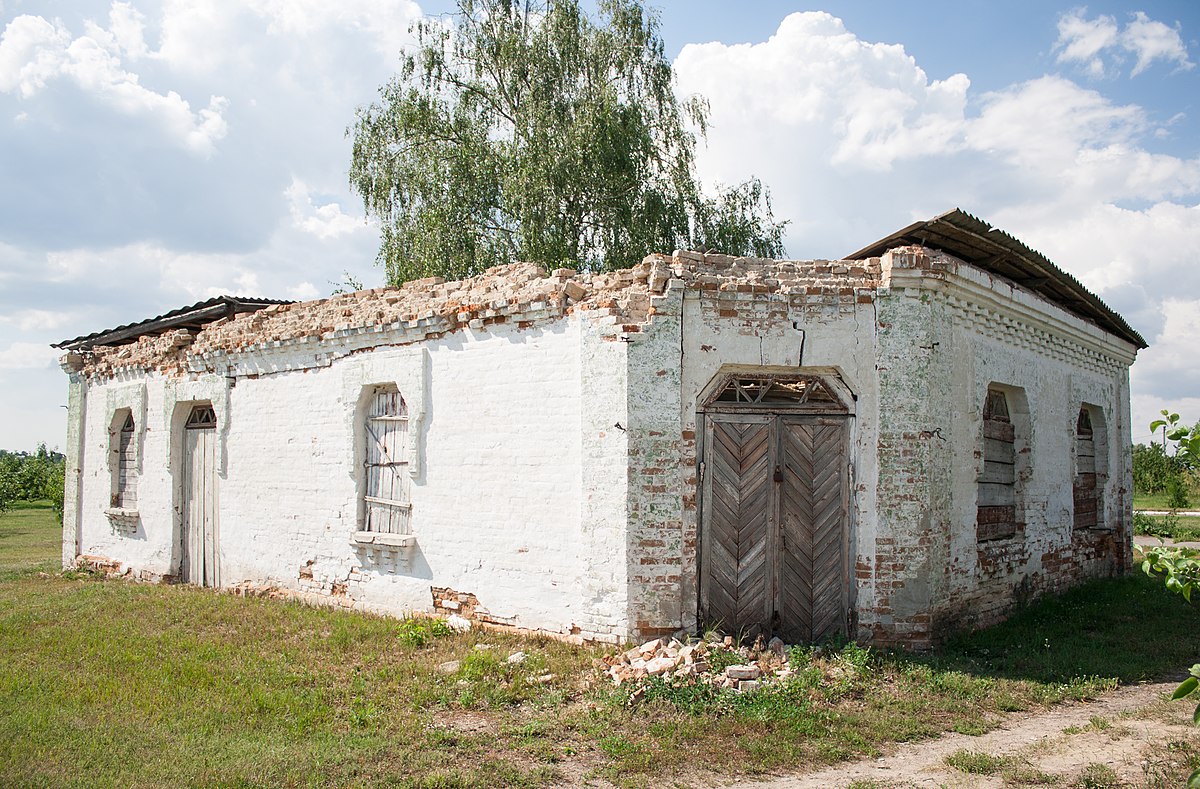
0,0,1198,452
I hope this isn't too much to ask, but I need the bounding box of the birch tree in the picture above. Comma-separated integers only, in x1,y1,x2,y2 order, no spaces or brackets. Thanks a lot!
350,0,787,284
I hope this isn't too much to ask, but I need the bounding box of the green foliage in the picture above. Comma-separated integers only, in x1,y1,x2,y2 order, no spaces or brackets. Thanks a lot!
350,0,787,285
396,617,455,648
1150,410,1200,469
0,445,64,520
1170,475,1193,508
1133,442,1188,496
1137,541,1194,596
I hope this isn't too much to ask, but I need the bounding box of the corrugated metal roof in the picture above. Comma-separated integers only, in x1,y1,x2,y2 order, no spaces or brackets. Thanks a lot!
54,296,293,351
846,208,1147,349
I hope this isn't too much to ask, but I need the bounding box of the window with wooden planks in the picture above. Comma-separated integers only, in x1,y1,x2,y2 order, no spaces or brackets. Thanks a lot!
362,387,411,536
111,411,137,509
977,388,1018,541
1073,406,1108,530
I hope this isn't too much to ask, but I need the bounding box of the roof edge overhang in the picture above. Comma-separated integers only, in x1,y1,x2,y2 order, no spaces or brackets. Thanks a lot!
846,209,1147,349
54,296,293,351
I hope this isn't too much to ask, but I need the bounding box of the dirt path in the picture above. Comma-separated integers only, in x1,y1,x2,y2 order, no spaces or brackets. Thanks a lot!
742,681,1199,788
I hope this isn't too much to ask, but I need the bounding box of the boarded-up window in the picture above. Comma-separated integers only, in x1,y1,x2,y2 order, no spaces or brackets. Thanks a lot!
978,388,1017,541
1074,407,1102,529
112,412,137,509
363,388,411,535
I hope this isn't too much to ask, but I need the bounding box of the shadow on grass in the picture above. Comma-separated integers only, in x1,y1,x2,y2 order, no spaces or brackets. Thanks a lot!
913,572,1198,686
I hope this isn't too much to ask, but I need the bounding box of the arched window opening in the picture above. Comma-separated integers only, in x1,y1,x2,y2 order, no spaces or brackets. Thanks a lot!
978,388,1017,541
1074,405,1108,530
112,411,137,509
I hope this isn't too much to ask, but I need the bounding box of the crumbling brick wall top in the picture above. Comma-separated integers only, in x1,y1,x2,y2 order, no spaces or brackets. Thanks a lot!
68,251,883,379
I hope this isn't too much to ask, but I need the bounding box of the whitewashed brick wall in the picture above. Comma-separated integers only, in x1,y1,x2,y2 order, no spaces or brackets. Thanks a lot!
72,315,631,641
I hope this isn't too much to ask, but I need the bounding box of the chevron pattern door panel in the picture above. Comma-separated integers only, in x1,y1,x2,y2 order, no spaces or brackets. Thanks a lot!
700,413,847,642
700,415,773,638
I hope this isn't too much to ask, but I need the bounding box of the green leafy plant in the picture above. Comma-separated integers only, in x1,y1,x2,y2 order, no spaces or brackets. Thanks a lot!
1151,411,1200,468
396,617,455,648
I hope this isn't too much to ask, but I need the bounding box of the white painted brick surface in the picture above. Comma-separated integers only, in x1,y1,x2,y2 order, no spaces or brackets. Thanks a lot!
73,315,629,640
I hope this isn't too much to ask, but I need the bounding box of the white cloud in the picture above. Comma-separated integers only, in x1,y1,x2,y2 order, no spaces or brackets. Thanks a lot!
1054,8,1193,78
287,281,320,301
0,9,229,153
967,77,1143,164
247,0,423,58
285,178,366,240
1054,9,1119,77
1124,11,1194,76
0,341,59,370
46,242,263,300
0,15,72,97
1130,297,1200,426
964,78,1200,208
155,0,239,75
0,309,70,332
155,0,423,75
677,12,969,174
108,1,148,60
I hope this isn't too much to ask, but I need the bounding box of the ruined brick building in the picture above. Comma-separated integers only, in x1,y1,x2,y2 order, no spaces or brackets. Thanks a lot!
56,209,1145,647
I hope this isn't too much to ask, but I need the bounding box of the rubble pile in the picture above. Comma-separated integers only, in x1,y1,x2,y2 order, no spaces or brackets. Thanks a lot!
598,634,796,694
70,250,882,379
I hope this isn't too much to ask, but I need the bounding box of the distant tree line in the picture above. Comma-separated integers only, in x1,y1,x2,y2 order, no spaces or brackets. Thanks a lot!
0,445,65,519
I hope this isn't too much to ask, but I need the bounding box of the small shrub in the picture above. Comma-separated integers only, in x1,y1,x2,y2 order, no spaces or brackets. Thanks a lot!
1169,475,1192,509
945,748,1006,775
396,617,455,648
1076,762,1120,788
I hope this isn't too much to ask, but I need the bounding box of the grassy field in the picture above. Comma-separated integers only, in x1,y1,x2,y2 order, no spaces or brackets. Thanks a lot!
1134,492,1200,511
3,503,1199,787
0,499,60,580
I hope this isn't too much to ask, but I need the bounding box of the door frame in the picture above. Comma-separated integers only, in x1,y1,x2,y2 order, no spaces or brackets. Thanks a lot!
177,402,220,587
695,369,856,641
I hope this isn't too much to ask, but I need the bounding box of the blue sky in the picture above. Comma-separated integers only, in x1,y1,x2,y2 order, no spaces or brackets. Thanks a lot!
1,0,1198,451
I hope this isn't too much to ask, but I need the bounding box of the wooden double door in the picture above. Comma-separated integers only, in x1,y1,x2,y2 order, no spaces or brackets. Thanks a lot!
699,412,849,643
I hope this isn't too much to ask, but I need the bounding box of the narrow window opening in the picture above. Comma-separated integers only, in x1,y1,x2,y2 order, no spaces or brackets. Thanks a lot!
1074,406,1107,529
112,412,138,509
978,388,1017,541
362,387,411,535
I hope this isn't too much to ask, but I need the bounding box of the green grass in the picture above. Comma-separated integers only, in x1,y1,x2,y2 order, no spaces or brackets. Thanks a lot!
1135,492,1199,511
944,748,1008,775
0,499,60,579
1134,511,1200,542
4,503,1200,787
